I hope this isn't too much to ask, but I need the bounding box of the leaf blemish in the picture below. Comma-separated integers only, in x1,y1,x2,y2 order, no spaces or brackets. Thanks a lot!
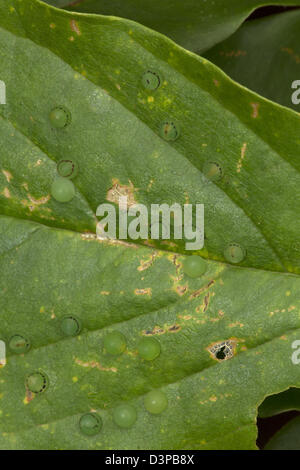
106,178,137,207
75,358,117,373
138,252,158,271
70,19,81,36
23,389,34,405
207,339,237,361
143,326,165,336
168,324,181,333
134,288,152,296
237,143,247,173
2,169,13,183
250,102,260,118
189,280,215,299
176,285,188,296
2,187,10,199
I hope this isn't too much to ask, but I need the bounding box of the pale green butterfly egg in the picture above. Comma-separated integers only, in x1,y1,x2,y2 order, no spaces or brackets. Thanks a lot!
103,331,126,355
137,337,161,361
182,255,207,278
51,177,75,203
79,413,102,436
113,404,137,429
144,390,168,414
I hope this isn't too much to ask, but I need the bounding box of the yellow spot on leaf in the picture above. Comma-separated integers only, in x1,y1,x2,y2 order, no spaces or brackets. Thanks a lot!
134,288,152,296
75,358,117,373
237,142,247,173
70,19,81,36
250,102,260,118
2,169,13,182
2,187,10,198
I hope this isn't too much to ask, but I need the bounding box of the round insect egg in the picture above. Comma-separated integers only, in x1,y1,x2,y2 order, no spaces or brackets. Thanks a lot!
103,331,127,355
113,404,137,429
51,177,75,203
144,390,168,414
137,337,161,361
182,255,206,278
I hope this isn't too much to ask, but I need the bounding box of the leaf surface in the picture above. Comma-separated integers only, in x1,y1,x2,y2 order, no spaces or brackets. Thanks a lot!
0,0,300,450
46,0,300,53
258,387,300,417
205,9,300,111
265,416,300,449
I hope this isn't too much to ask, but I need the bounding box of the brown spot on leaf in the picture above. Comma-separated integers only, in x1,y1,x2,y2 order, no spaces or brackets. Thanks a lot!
168,324,181,333
176,285,188,296
189,280,215,300
106,178,137,208
207,339,237,362
23,389,34,405
143,326,165,336
203,293,210,312
138,252,158,271
70,19,81,35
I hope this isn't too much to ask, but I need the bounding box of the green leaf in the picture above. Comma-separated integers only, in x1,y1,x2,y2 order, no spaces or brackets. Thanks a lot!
258,387,300,418
0,0,300,450
45,0,300,54
265,416,300,449
205,9,300,111
1,0,300,273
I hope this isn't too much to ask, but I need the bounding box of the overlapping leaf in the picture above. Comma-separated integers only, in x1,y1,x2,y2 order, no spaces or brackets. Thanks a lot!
205,10,300,111
46,0,300,53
